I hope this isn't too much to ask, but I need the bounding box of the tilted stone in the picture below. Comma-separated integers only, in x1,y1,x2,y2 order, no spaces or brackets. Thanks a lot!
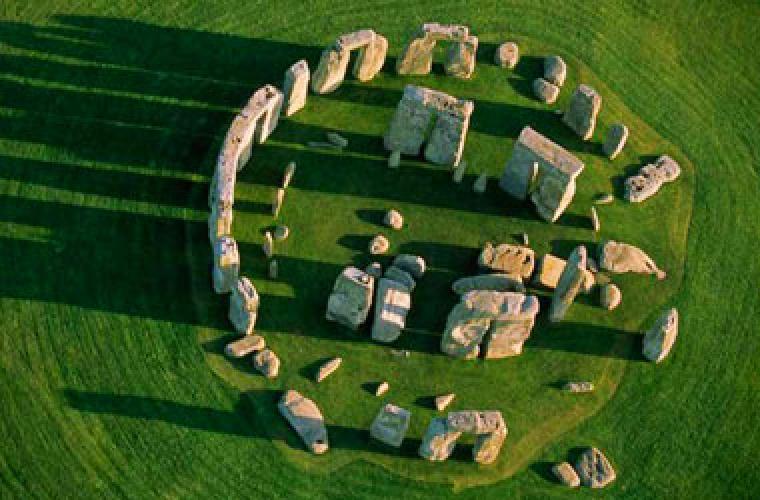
262,231,274,258
278,390,328,454
435,393,456,411
282,161,296,189
225,334,265,358
229,277,259,335
533,78,560,104
369,234,390,255
603,123,628,159
326,132,348,148
600,283,621,310
392,254,426,279
643,307,679,363
478,242,535,279
371,278,411,343
316,357,342,383
325,266,375,330
533,253,595,292
563,84,602,140
311,46,350,94
444,35,479,79
544,55,567,86
553,462,581,487
272,188,285,217
383,209,403,230
418,417,462,461
624,155,681,203
282,60,310,116
473,172,488,193
213,236,239,294
375,381,389,396
370,403,411,448
590,206,600,232
253,348,280,379
575,447,616,488
451,273,525,295
598,240,666,279
494,41,519,69
384,266,416,291
473,425,507,464
549,246,587,322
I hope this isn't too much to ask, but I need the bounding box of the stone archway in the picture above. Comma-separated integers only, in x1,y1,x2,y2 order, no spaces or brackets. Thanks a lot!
396,23,478,79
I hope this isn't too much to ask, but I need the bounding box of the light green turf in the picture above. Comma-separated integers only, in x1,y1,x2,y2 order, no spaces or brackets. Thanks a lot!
0,1,757,498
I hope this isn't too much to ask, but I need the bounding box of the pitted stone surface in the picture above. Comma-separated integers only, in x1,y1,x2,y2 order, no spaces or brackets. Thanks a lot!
326,267,375,330
563,84,602,140
624,155,681,202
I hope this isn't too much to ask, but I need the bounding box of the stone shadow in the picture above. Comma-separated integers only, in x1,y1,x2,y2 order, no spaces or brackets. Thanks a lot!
507,55,545,101
525,321,643,361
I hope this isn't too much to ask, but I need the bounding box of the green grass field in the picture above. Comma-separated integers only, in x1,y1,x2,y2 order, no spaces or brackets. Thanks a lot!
0,1,758,498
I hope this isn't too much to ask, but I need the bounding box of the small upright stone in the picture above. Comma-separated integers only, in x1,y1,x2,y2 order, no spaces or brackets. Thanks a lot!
268,259,278,279
370,403,411,448
388,150,401,168
435,393,456,411
383,209,403,230
375,381,390,396
533,78,560,104
274,225,289,241
495,42,519,69
419,417,462,461
603,124,629,160
473,172,488,193
369,234,390,255
544,55,567,87
643,307,679,363
590,206,600,232
282,161,296,188
392,254,426,278
272,188,285,217
452,160,467,183
282,60,310,116
262,231,274,258
575,447,616,488
563,84,602,140
326,132,348,148
595,193,614,205
553,462,580,487
600,283,621,310
521,232,529,246
624,155,681,203
253,349,280,379
316,357,342,382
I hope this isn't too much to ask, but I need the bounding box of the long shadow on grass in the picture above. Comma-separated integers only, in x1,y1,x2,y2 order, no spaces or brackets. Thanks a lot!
526,320,643,361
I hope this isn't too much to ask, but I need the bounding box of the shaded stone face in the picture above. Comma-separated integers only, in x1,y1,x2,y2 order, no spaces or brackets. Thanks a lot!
548,246,587,322
418,417,462,461
228,277,259,335
371,278,412,343
325,267,375,330
544,55,567,87
451,273,525,295
253,348,280,379
603,123,629,159
562,84,602,140
278,390,329,455
397,23,475,77
444,35,478,79
369,404,412,448
282,60,310,116
643,307,679,362
311,30,387,94
533,77,560,104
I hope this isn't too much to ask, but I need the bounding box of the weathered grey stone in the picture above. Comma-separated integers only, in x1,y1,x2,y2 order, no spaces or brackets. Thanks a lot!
229,277,259,335
397,23,471,76
316,357,342,383
600,283,621,310
273,225,289,241
370,403,411,447
595,193,614,205
312,30,387,94
553,462,581,487
384,266,416,291
444,35,478,79
473,425,507,464
375,381,390,396
383,209,403,230
208,204,233,244
590,206,600,232
447,410,505,434
213,236,239,294
262,231,274,258
306,141,341,150
598,240,666,279
544,55,567,87
562,381,594,393
419,417,462,461
451,273,525,294
478,242,535,279
392,254,426,279
441,291,539,359
587,256,600,273
272,188,285,217
473,172,488,193
603,123,628,160
282,60,309,116
563,84,602,140
326,266,375,330
624,155,681,203
326,132,348,148
225,334,265,358
575,447,616,488
643,307,679,363
533,78,560,104
369,234,390,255
282,161,296,189
371,278,411,343
499,127,585,222
278,390,328,454
495,41,519,69
435,393,455,411
549,246,587,322
388,150,401,168
452,160,467,183
268,259,278,279
365,262,383,278
253,348,280,379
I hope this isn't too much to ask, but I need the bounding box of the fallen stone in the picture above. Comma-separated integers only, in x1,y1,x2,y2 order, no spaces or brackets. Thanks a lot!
562,381,594,393
590,206,600,232
375,381,389,396
452,160,467,183
549,246,587,322
316,357,342,383
253,348,280,379
225,334,265,358
451,274,525,294
390,349,411,358
213,236,240,294
371,278,412,343
262,231,274,258
307,141,342,150
282,161,296,189
273,225,289,241
600,283,621,310
563,84,602,140
598,240,666,279
435,393,456,411
643,307,679,363
544,55,567,87
268,259,278,279
575,447,616,488
473,425,507,465
326,132,348,148
595,193,614,205
365,262,383,278
370,403,411,447
603,123,628,159
229,277,259,335
392,254,426,279
384,209,403,230
282,60,310,116
533,78,560,104
388,150,401,168
473,172,488,193
495,42,519,69
326,266,375,330
478,242,535,279
624,155,681,203
369,234,390,255
553,462,581,487
418,417,462,461
278,390,328,454
534,254,595,290
447,410,505,434
384,266,416,291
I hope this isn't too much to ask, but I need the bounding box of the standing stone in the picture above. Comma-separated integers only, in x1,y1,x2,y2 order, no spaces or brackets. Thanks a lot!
478,242,535,279
353,32,389,81
435,393,456,411
371,278,411,343
533,78,560,104
384,266,416,291
272,188,285,217
643,307,679,363
445,35,479,79
282,161,296,188
375,381,390,396
553,462,581,487
575,447,616,488
544,55,567,87
273,225,289,241
392,254,426,279
370,403,411,447
369,234,390,255
388,150,401,168
253,348,280,379
316,357,342,382
326,266,375,330
590,206,600,232
533,253,594,291
595,193,614,205
624,155,681,203
494,41,519,69
311,45,350,94
600,283,621,310
278,390,328,454
365,262,383,278
262,231,274,258
208,204,233,245
383,209,403,230
213,236,240,294
282,60,310,116
473,425,507,465
452,160,467,183
549,246,587,322
603,123,629,160
326,132,348,148
229,277,259,335
268,259,278,279
225,334,265,358
473,172,488,193
587,256,600,273
418,417,462,461
563,84,602,140
598,240,666,279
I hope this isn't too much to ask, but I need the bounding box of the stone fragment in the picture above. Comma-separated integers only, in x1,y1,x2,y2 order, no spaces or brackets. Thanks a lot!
473,172,488,193
392,254,426,278
562,381,594,393
442,291,539,359
544,55,567,87
375,381,389,396
326,266,375,330
499,127,584,222
533,78,560,104
384,266,416,291
383,209,403,230
282,161,296,188
370,403,411,447
326,132,348,148
268,259,278,279
419,417,462,461
365,262,383,278
563,84,602,140
445,35,479,79
478,242,535,279
228,277,259,335
624,155,681,203
451,274,525,294
452,160,467,183
590,206,600,232
225,334,265,358
595,193,614,205
316,357,342,383
549,246,587,322
273,225,289,241
435,393,456,411
495,41,519,69
213,236,240,294
272,188,285,217
473,425,507,465
603,123,628,160
600,283,621,310
282,60,309,116
598,240,666,279
643,307,679,363
388,150,401,168
253,348,280,379
371,278,411,343
262,231,274,258
278,390,328,454
307,141,341,150
553,462,581,487
575,447,616,488
369,234,390,255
